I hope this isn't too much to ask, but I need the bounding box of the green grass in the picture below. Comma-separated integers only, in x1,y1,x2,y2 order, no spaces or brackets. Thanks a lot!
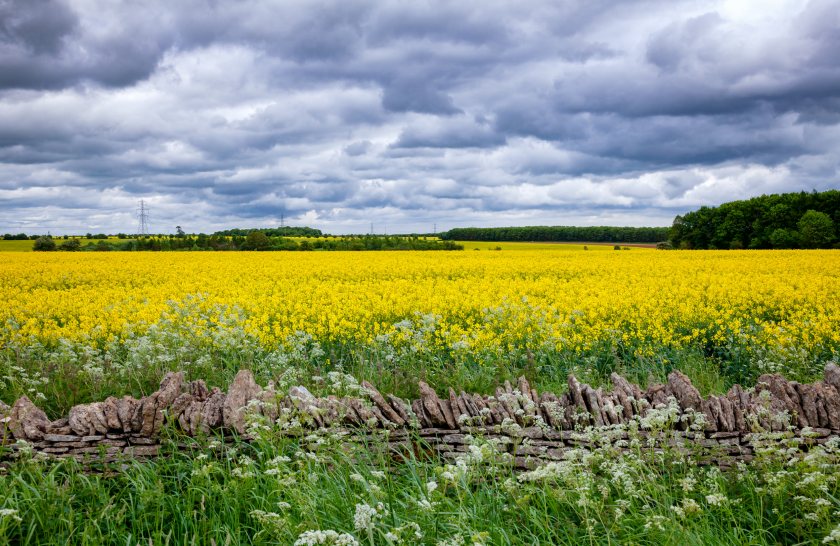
1,421,838,545
0,240,37,251
0,237,136,252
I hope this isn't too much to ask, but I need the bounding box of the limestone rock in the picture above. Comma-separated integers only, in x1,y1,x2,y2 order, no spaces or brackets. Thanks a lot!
418,382,447,427
450,388,467,423
539,392,561,428
387,394,412,424
517,377,533,405
582,385,604,427
439,398,457,429
46,417,71,435
667,371,702,411
69,403,98,436
717,395,736,432
756,374,804,429
411,399,430,428
611,373,644,400
200,389,226,432
116,396,139,433
189,380,210,399
609,380,634,420
223,370,262,434
101,397,122,431
8,396,49,441
726,385,747,431
362,381,404,426
567,375,587,412
796,383,821,429
825,363,840,391
819,383,840,430
645,383,670,407
496,388,524,426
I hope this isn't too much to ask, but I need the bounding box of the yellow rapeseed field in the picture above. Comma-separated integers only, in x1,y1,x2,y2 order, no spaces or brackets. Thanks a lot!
1,250,838,365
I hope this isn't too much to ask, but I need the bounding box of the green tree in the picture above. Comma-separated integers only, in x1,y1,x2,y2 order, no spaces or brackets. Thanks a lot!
797,210,835,248
242,231,271,250
33,236,57,251
769,228,798,249
58,239,81,251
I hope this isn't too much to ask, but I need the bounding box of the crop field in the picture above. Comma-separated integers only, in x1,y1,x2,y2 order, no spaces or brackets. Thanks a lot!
0,237,134,252
1,249,840,544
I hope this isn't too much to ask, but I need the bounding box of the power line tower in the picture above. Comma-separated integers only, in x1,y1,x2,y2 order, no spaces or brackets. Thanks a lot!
137,200,150,236
280,213,285,228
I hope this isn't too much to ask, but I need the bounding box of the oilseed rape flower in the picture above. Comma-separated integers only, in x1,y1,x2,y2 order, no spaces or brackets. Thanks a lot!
0,250,837,380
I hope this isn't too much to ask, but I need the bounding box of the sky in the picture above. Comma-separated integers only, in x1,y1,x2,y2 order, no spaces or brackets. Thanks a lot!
1,0,839,235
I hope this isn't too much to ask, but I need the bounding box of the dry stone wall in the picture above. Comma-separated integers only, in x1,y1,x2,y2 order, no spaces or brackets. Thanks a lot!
4,365,840,469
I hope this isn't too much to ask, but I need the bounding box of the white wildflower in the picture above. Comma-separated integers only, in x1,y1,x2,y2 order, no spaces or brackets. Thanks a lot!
353,503,378,531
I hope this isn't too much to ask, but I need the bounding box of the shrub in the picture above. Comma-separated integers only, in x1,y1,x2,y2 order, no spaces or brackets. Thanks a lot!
58,239,81,251
32,236,56,251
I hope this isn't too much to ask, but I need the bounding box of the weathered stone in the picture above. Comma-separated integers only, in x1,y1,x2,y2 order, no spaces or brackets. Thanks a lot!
726,385,747,432
101,397,122,431
756,374,805,429
496,388,524,426
362,381,404,426
200,389,226,432
418,382,448,427
8,367,840,471
582,385,604,427
567,375,587,412
223,370,262,434
710,396,732,432
610,385,633,421
126,445,159,457
68,404,92,436
189,380,210,399
116,396,138,433
825,363,840,391
387,394,412,424
717,395,736,432
796,383,821,429
602,396,621,425
439,398,457,430
517,377,533,404
486,397,506,425
348,398,377,426
411,399,430,428
43,434,79,442
170,392,194,422
289,386,324,427
539,392,562,428
820,383,840,429
46,417,69,434
611,373,644,400
645,383,670,407
700,399,719,433
450,388,468,423
667,371,703,411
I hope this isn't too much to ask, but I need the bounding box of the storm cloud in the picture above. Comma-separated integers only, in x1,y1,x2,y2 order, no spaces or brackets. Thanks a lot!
1,0,838,234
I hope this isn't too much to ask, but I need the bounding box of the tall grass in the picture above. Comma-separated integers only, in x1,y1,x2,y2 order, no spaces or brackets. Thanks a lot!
1,421,839,545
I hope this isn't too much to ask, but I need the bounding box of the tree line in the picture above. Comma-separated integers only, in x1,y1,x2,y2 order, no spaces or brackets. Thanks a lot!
31,233,463,252
669,190,839,249
439,226,669,243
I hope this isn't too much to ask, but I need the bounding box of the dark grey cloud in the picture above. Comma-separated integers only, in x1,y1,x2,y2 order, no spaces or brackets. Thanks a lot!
1,0,839,235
